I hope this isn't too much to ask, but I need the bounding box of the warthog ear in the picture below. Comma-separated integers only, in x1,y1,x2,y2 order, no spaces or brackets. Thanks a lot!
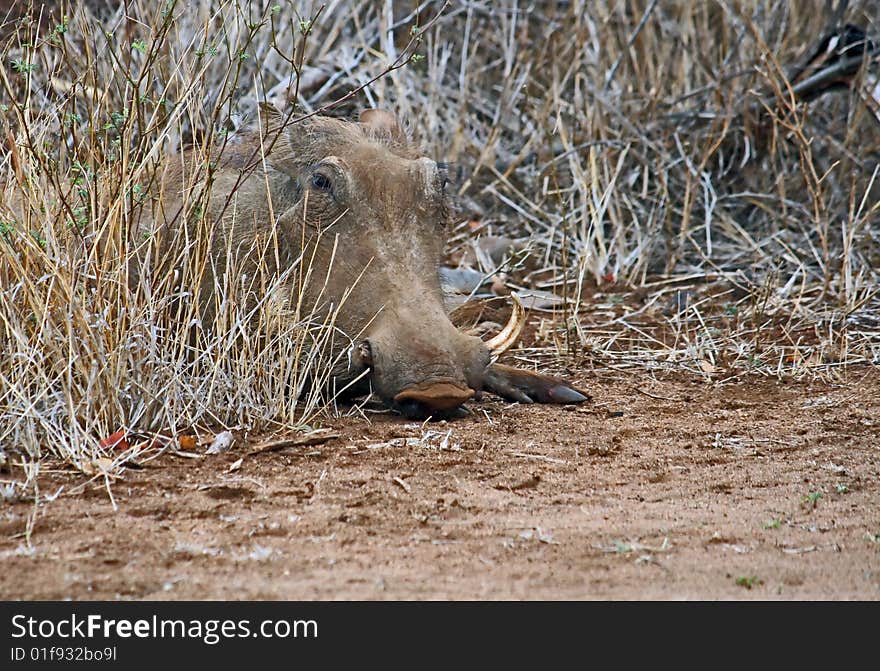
258,102,290,136
360,109,406,145
257,102,302,174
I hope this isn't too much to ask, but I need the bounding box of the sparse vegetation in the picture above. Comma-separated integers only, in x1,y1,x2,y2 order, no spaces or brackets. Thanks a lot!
1,0,878,504
804,490,824,506
735,575,762,589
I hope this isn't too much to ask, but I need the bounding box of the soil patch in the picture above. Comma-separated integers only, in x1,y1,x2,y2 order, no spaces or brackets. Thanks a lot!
2,370,879,600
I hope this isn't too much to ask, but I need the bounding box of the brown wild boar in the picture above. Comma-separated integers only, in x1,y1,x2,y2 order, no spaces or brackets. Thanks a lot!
144,105,586,418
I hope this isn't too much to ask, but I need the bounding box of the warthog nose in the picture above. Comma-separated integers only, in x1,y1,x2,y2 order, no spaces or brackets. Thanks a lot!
393,380,475,415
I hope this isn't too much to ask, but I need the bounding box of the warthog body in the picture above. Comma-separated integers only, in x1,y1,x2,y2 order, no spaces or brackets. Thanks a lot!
146,105,585,417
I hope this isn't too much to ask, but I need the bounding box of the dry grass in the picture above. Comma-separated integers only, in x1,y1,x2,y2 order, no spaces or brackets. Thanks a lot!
1,0,878,500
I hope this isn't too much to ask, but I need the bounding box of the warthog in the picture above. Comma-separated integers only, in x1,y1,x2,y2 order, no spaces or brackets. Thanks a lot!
146,105,586,418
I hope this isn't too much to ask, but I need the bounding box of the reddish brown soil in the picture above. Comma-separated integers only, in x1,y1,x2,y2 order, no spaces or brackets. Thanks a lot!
2,369,879,600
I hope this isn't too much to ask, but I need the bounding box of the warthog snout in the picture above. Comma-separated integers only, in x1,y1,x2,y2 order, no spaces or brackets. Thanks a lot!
393,382,475,415
351,317,489,417
350,301,490,417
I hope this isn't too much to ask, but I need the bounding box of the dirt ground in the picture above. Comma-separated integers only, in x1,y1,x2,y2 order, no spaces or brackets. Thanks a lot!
1,368,879,600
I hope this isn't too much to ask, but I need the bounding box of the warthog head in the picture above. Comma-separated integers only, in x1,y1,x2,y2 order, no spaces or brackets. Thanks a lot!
150,105,586,418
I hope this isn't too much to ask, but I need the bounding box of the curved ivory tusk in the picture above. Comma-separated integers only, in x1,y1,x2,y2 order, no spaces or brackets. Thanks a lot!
486,293,525,357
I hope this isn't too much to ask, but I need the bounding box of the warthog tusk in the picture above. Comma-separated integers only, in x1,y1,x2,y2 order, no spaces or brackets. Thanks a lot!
486,293,525,357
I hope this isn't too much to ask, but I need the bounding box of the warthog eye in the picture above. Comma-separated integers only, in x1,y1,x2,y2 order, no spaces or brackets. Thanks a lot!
311,172,332,191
